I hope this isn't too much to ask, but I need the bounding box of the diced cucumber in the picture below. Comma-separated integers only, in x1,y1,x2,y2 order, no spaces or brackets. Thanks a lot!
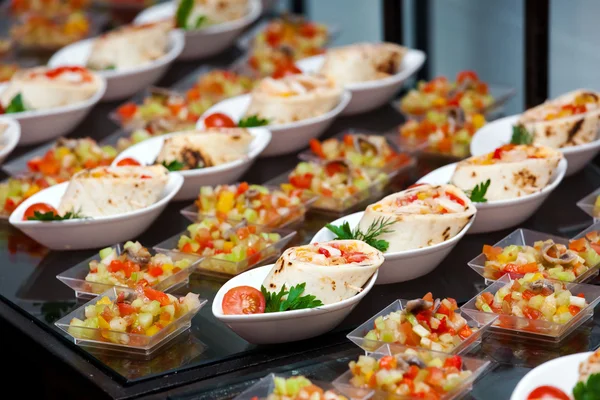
137,312,154,330
413,324,430,338
141,300,161,316
570,295,587,308
405,313,418,326
131,298,144,309
428,357,444,368
528,295,545,310
161,304,175,318
99,247,114,260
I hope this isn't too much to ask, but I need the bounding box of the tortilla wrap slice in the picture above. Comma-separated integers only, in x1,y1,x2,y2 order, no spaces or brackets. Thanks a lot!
183,0,248,24
0,66,101,110
57,165,168,218
579,348,600,384
517,89,600,148
451,144,562,201
262,240,383,305
87,22,171,71
319,42,407,86
155,128,253,169
358,184,476,252
244,74,342,125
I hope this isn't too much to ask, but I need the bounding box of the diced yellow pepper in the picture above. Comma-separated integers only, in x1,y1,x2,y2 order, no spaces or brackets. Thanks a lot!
98,315,110,330
217,191,235,213
433,97,447,107
145,325,161,336
557,305,569,315
161,263,173,272
56,147,71,159
24,184,41,198
472,114,486,129
97,296,112,305
223,241,234,252
417,192,428,200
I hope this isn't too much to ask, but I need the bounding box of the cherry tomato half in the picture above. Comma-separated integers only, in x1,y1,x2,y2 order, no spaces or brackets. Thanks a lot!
23,203,58,221
222,286,266,315
204,112,236,128
116,157,141,166
526,386,570,400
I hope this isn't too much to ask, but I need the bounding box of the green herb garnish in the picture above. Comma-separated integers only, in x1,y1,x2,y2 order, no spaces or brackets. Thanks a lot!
6,93,26,114
28,210,84,221
466,179,491,203
574,373,600,400
175,0,193,29
161,160,186,171
104,65,116,70
510,125,533,145
194,15,208,29
238,115,270,128
261,283,323,313
326,217,394,252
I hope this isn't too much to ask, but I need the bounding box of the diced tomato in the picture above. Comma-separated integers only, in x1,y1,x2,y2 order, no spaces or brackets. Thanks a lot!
137,279,150,287
577,293,585,298
343,134,354,147
522,290,535,301
222,286,266,315
289,173,313,189
299,22,318,38
117,303,136,316
493,147,503,159
148,266,164,277
318,247,331,257
204,112,236,128
526,386,570,400
27,158,42,172
247,247,260,264
186,87,200,101
437,137,453,153
404,365,420,380
591,243,600,255
237,182,249,195
378,355,396,370
181,243,194,253
423,292,434,302
437,303,451,316
309,138,326,158
272,63,302,79
143,287,171,306
523,306,542,320
458,325,473,339
476,82,489,94
117,102,137,119
425,367,444,387
444,355,463,369
23,203,58,220
345,252,368,263
324,162,345,176
116,157,141,166
457,70,479,83
400,322,420,346
108,260,140,278
481,292,494,305
569,305,581,316
168,103,184,116
445,191,465,206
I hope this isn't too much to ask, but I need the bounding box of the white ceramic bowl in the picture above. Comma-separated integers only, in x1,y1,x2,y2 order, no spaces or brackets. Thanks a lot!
296,48,426,116
0,117,20,164
416,158,568,234
134,0,261,61
48,31,184,101
212,264,378,344
0,79,106,145
310,211,473,284
470,114,600,177
9,173,183,250
197,91,351,157
510,351,590,400
112,128,272,200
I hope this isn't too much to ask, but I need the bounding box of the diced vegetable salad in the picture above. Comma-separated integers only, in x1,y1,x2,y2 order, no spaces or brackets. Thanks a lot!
177,218,281,263
399,70,494,116
263,376,347,400
0,176,59,216
185,70,255,116
195,182,308,227
85,241,192,287
68,288,201,344
475,275,588,324
482,237,600,282
348,350,472,397
399,111,486,158
364,293,477,353
11,12,90,50
115,91,197,130
0,64,19,83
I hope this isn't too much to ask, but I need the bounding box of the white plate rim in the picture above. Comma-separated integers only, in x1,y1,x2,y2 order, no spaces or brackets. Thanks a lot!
0,116,20,158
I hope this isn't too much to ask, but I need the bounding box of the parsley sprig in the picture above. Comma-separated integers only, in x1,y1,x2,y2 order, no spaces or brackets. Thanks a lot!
465,179,491,203
238,115,270,128
161,160,186,171
261,283,323,313
326,217,394,252
175,0,193,28
574,373,600,400
28,210,84,221
6,93,26,114
510,125,534,145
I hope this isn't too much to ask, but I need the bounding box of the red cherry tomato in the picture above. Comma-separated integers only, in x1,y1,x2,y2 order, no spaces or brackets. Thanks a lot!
23,203,58,221
527,386,570,400
222,286,266,315
272,63,302,79
457,70,479,83
116,157,141,166
204,112,236,128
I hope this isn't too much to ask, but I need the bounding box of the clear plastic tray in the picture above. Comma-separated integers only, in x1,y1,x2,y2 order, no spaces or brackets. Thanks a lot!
54,287,207,355
332,344,491,400
152,217,296,278
180,184,318,228
467,228,600,284
461,274,600,342
576,187,600,221
234,373,347,400
346,299,498,354
56,244,202,298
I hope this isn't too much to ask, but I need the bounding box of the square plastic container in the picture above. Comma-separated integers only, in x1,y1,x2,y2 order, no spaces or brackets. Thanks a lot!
461,274,600,342
233,373,346,400
573,221,600,240
55,287,207,355
346,299,498,354
332,344,491,400
576,187,600,222
152,218,296,278
467,228,600,284
56,244,202,298
180,184,318,228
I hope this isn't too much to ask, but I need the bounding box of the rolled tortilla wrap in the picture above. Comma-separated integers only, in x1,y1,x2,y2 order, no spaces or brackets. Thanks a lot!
451,144,562,201
244,74,342,124
358,184,476,252
155,128,253,169
262,240,383,305
517,89,600,148
319,42,407,85
0,66,101,110
58,165,168,217
181,0,248,25
87,22,171,71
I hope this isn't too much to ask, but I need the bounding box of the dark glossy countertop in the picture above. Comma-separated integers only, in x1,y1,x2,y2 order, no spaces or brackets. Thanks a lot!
2,26,600,400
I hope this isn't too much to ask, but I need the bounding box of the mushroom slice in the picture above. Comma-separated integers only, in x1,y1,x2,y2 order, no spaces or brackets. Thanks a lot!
353,135,379,156
541,241,578,265
529,279,555,295
404,298,434,314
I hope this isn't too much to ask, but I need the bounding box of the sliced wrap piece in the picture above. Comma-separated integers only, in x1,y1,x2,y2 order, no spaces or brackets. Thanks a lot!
358,184,476,252
244,74,342,124
87,22,171,71
0,66,101,110
451,144,562,201
180,0,249,25
262,240,383,305
155,128,253,169
319,42,406,86
517,89,600,148
58,165,168,217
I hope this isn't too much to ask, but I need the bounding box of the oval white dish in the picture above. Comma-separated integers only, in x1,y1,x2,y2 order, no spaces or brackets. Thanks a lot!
0,116,20,164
